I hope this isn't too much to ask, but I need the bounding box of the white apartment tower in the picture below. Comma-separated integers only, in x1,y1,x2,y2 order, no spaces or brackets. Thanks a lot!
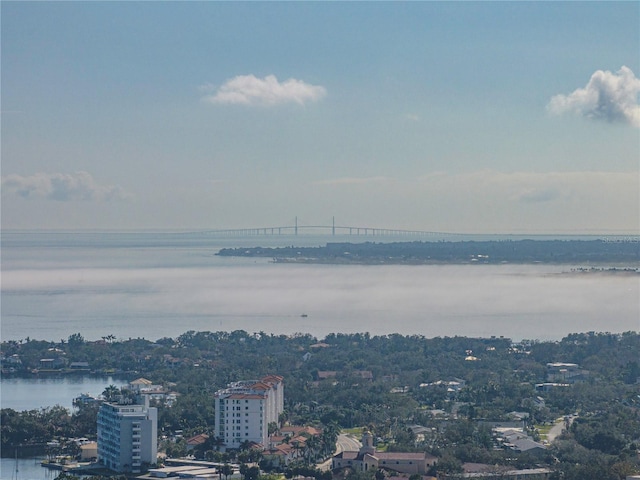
214,375,284,450
97,396,158,473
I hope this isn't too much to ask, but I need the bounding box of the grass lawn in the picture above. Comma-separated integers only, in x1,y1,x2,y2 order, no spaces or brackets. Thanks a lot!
535,424,553,438
536,424,553,433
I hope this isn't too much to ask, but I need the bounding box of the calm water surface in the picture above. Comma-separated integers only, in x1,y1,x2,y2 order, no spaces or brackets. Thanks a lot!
0,376,128,411
0,456,57,480
2,231,638,343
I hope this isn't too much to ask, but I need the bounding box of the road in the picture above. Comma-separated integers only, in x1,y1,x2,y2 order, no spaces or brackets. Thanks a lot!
546,415,577,443
336,433,362,454
317,433,362,471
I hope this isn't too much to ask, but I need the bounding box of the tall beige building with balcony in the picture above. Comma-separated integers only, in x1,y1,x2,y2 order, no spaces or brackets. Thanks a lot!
214,375,284,450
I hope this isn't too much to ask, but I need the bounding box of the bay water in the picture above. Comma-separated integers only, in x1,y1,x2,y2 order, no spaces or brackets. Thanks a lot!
0,456,58,480
2,231,638,343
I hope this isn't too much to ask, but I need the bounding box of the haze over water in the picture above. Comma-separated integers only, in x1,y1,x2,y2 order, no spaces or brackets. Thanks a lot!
1,231,638,343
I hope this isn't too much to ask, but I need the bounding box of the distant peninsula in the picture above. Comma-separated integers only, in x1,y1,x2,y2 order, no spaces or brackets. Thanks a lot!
217,239,640,265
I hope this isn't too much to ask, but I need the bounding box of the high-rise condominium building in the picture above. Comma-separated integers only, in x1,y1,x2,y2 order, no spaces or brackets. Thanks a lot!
214,375,284,450
97,396,158,473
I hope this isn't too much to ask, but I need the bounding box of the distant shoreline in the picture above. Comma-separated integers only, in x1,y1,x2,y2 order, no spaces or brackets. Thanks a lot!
217,239,640,266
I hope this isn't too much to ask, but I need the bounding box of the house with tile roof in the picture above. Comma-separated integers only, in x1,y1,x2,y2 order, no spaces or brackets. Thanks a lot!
186,433,210,452
263,442,297,467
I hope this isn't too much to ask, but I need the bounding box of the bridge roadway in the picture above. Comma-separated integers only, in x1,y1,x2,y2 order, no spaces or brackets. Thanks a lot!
196,224,462,238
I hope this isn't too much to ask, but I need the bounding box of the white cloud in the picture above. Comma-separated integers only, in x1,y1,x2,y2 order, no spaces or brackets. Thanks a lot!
202,74,326,106
547,66,640,127
1,171,131,201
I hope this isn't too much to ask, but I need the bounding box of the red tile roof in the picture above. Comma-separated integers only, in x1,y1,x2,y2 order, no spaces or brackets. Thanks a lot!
186,433,209,446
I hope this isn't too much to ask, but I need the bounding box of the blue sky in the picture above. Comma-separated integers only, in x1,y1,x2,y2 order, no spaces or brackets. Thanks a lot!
2,1,639,233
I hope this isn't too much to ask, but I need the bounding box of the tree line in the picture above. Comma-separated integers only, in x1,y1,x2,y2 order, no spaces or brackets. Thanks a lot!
2,330,639,479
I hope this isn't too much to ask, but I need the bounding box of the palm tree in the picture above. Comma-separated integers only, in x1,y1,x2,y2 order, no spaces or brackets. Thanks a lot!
320,423,339,458
291,438,305,462
221,463,234,480
303,434,320,463
102,385,120,402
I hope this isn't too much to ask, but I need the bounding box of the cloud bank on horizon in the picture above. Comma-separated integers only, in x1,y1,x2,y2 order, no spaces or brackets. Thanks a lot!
1,172,131,202
201,74,327,107
548,66,640,128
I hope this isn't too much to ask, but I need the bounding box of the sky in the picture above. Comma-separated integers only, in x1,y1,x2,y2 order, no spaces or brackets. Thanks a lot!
2,1,639,234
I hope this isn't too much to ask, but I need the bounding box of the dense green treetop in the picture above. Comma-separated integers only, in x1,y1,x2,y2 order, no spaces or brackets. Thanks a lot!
2,330,639,478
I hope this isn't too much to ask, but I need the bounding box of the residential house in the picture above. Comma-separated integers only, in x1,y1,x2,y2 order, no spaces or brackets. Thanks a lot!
262,442,297,467
186,433,209,452
1,354,23,373
546,362,589,383
69,362,90,372
129,378,177,406
352,370,374,381
494,428,546,456
316,371,337,381
80,441,98,461
39,357,67,370
280,425,321,437
535,383,570,392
